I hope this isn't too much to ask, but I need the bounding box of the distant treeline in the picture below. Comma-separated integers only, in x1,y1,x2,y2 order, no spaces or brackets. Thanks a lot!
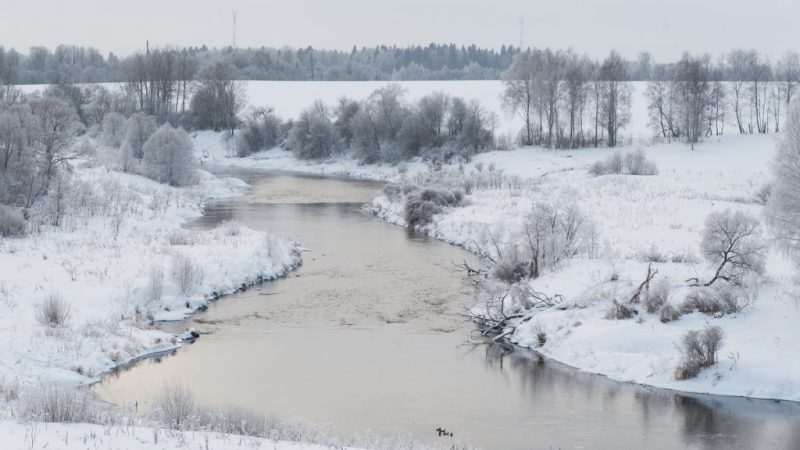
0,44,522,84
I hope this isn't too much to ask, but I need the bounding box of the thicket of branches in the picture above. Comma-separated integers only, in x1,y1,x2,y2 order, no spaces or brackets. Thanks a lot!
240,84,497,164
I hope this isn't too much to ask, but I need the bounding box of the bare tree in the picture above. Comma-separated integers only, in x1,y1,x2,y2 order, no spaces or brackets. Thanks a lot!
768,102,800,260
699,210,765,286
597,51,631,147
189,63,246,134
28,96,82,183
501,50,537,146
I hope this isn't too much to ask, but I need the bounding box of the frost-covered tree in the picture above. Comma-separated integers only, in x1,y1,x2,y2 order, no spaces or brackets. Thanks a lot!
597,51,631,147
522,201,589,278
501,50,536,146
28,96,82,182
673,54,712,149
286,101,336,160
190,63,245,133
141,124,197,186
700,210,765,286
0,103,45,207
101,112,127,148
123,112,157,159
768,103,800,260
333,97,360,148
236,107,284,157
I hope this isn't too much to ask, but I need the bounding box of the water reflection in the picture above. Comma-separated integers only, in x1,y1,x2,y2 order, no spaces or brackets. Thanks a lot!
480,342,800,449
94,169,800,450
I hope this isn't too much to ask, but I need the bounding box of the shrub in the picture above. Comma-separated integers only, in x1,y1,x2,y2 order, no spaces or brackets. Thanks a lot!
286,101,337,160
145,266,164,304
675,326,724,380
141,124,198,187
152,383,195,429
173,254,204,296
645,279,671,313
533,322,547,347
680,283,754,316
101,112,127,148
606,300,638,320
404,187,464,228
522,201,590,278
659,303,681,323
589,149,657,176
22,387,99,423
624,149,659,175
236,108,284,157
37,293,71,327
492,256,528,283
0,204,27,237
167,229,196,246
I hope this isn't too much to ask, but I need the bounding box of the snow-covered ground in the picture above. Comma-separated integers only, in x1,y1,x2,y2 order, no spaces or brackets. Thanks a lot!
0,160,300,390
0,420,352,450
368,133,800,402
199,104,800,402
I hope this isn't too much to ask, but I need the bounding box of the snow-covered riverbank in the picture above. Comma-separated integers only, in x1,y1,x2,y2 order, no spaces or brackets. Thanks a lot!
199,128,800,403
0,164,301,389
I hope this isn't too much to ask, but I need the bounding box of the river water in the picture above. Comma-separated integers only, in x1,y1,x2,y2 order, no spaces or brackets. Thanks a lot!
94,170,800,449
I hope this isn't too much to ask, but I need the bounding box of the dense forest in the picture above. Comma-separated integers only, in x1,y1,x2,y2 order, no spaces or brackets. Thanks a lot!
0,44,522,84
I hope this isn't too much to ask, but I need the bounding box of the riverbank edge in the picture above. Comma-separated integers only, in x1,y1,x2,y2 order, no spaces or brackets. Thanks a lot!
202,153,800,405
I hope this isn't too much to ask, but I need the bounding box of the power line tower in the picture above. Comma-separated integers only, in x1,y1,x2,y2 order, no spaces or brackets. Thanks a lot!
232,11,238,48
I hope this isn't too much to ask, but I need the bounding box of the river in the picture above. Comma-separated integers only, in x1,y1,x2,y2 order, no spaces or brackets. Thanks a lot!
94,170,800,449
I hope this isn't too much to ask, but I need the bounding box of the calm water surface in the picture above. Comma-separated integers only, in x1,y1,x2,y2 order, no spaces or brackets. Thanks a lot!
95,170,800,449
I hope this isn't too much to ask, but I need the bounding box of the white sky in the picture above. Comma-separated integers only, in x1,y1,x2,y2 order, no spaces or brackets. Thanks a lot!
0,0,797,61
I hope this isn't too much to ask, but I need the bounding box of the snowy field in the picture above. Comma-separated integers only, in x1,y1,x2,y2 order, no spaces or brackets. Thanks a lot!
0,162,300,388
0,420,355,450
367,133,800,401
194,78,800,403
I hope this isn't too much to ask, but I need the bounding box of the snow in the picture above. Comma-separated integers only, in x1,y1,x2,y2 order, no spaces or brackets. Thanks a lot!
0,420,359,450
0,421,344,450
366,132,800,402
0,161,301,389
181,77,800,402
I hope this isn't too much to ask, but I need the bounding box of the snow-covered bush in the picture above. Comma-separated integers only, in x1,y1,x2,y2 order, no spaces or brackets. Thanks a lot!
589,149,657,176
0,204,27,237
152,383,195,430
286,101,337,160
22,387,103,424
141,124,198,187
145,266,165,304
645,279,671,313
404,187,465,228
680,283,755,316
675,326,724,380
236,107,284,157
659,303,681,323
123,112,158,160
36,292,71,327
492,251,528,284
606,300,638,320
101,112,127,148
624,149,659,175
700,210,765,286
521,201,590,278
173,254,204,295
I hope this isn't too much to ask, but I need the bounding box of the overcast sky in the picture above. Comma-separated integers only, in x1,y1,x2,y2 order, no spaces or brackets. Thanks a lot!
1,0,798,61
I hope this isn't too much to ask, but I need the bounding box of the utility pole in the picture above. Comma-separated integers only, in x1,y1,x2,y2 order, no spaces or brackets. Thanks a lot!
232,11,238,48
519,17,524,50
